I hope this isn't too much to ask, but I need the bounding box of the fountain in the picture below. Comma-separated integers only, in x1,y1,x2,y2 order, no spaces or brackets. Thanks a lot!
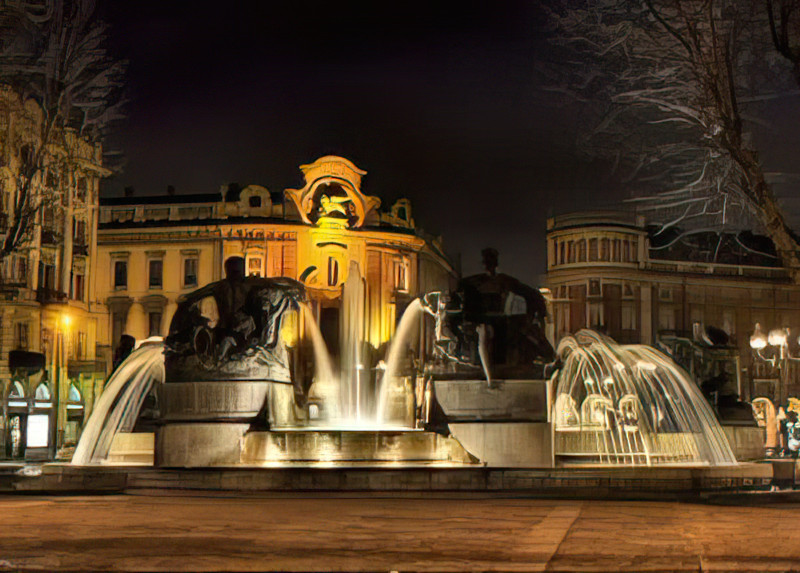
72,256,473,467
65,251,769,494
552,330,736,466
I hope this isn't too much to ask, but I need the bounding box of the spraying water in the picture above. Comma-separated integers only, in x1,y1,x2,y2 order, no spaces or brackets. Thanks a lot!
72,341,165,465
340,261,366,421
552,330,736,466
377,298,422,425
299,302,340,420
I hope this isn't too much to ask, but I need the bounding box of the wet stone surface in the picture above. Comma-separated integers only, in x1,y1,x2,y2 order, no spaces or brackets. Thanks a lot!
0,493,798,571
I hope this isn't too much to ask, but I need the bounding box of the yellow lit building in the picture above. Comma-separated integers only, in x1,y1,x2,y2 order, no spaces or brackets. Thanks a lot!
0,87,109,459
96,156,455,366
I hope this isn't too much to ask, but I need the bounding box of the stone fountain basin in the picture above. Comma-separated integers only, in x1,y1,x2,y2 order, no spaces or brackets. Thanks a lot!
241,429,478,465
433,379,549,422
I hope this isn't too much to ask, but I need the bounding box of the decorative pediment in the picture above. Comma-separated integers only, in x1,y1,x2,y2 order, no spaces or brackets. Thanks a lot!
285,156,381,228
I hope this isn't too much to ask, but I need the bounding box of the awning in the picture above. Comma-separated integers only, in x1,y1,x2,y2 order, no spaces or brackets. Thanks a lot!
8,350,45,374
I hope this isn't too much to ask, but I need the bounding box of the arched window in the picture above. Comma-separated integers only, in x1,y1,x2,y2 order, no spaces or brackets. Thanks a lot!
68,384,82,403
8,381,24,399
34,383,51,403
327,257,339,287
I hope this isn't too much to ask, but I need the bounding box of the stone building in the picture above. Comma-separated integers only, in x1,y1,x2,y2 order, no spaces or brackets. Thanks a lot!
96,156,454,367
546,211,800,407
0,88,108,459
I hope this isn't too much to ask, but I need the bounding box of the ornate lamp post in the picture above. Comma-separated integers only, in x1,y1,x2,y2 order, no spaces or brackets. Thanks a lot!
53,313,71,456
749,323,800,402
750,323,800,460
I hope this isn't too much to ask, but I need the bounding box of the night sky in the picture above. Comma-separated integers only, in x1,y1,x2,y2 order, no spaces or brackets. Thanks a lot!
99,1,800,284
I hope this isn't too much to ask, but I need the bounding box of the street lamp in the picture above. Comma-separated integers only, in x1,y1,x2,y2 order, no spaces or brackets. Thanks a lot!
53,312,71,457
750,323,800,371
750,323,800,477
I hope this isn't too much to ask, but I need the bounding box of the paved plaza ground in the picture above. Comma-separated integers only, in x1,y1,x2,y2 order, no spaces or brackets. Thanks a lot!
0,493,798,572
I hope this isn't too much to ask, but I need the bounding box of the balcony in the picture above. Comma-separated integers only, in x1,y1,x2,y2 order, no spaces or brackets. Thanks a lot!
36,287,68,305
40,228,59,245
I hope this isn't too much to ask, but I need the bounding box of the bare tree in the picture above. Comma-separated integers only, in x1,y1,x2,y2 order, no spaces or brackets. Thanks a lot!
0,0,124,264
544,0,800,272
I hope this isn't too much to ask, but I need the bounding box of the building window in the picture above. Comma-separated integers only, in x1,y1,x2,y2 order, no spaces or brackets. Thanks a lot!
114,260,127,289
588,302,603,328
249,195,261,208
622,304,636,330
39,262,55,290
184,258,198,288
248,257,263,277
658,307,676,331
568,241,576,264
588,279,601,297
9,381,23,400
76,177,88,202
328,257,339,287
148,312,162,337
722,309,736,335
658,287,673,302
588,238,598,262
577,240,586,262
149,259,163,289
15,256,27,285
622,283,635,300
72,272,84,301
76,331,87,360
623,240,632,262
15,322,28,350
394,261,408,292
599,238,609,261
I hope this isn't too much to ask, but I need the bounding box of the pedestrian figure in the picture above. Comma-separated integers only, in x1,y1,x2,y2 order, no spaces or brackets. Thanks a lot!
786,410,800,489
787,411,800,458
778,405,788,456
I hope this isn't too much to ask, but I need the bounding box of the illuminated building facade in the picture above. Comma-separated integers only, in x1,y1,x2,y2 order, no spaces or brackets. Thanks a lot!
96,155,454,367
546,211,800,407
0,88,108,459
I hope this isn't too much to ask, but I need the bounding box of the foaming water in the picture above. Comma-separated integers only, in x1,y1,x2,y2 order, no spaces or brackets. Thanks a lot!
553,330,736,466
71,342,165,465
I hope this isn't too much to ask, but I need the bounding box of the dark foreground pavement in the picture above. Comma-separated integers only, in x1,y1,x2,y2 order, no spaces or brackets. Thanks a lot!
1,493,797,572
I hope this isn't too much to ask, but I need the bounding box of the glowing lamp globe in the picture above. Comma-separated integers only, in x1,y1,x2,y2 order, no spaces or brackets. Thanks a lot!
750,323,768,350
768,328,787,347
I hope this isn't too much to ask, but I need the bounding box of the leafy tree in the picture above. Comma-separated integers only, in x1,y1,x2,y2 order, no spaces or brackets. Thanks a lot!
0,0,124,263
544,0,800,272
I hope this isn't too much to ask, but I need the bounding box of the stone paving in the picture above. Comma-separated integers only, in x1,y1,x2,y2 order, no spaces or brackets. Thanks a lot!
0,493,798,571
